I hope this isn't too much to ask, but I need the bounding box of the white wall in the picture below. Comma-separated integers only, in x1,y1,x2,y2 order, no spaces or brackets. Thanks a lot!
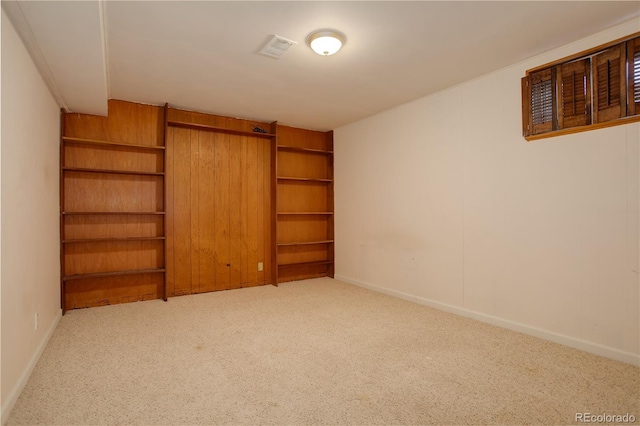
1,10,61,422
335,19,640,365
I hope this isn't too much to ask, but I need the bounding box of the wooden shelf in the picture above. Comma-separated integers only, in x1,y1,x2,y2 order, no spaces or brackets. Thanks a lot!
277,145,333,155
63,237,165,244
277,240,334,247
278,261,333,268
277,176,333,183
63,211,165,215
63,136,165,151
63,167,164,176
277,212,334,215
63,268,166,281
168,120,275,138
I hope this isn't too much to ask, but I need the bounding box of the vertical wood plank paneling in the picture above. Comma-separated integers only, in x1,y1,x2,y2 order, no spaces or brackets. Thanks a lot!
229,133,243,289
165,127,176,297
164,108,276,295
190,130,200,292
173,127,192,296
214,132,231,290
256,138,265,285
198,130,216,293
239,135,248,286
247,136,259,286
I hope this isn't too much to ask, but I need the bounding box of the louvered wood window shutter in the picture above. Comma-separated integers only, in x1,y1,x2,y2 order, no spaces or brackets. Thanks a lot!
523,68,556,136
522,33,640,140
593,44,626,123
558,59,591,129
628,37,640,116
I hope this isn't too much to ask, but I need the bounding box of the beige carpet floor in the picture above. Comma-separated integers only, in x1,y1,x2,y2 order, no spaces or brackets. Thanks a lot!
6,277,640,425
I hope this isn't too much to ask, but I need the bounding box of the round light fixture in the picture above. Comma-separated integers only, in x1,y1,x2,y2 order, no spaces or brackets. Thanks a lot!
307,30,346,56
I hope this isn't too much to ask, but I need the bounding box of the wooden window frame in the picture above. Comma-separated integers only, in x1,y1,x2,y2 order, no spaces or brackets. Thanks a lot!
523,32,640,141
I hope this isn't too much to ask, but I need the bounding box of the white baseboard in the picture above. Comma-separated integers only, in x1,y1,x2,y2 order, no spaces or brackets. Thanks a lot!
335,274,640,367
1,309,62,425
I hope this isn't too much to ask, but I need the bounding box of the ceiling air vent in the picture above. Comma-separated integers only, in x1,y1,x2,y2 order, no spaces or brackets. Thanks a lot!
259,35,297,59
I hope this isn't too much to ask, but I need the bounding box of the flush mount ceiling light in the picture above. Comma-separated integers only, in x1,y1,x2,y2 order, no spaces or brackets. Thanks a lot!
307,30,346,56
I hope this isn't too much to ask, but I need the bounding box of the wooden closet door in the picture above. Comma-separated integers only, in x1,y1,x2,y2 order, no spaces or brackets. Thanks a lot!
166,127,269,296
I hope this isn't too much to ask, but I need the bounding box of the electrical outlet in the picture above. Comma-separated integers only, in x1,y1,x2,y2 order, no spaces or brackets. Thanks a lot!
35,312,38,331
258,262,264,272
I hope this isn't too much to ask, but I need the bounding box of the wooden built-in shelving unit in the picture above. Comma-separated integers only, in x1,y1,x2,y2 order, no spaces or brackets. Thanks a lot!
272,126,334,283
60,101,167,312
60,100,334,311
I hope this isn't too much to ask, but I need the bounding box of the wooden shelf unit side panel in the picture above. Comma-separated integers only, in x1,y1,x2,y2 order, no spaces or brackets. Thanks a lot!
326,130,335,277
64,100,165,148
162,103,169,301
60,109,67,312
164,105,176,297
64,144,164,174
64,273,164,310
277,150,331,180
277,215,329,244
63,173,163,213
277,125,331,151
167,107,273,135
270,122,278,286
277,184,329,213
64,240,165,276
64,214,164,240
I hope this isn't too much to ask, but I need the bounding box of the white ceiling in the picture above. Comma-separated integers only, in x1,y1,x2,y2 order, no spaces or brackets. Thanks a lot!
3,1,640,131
